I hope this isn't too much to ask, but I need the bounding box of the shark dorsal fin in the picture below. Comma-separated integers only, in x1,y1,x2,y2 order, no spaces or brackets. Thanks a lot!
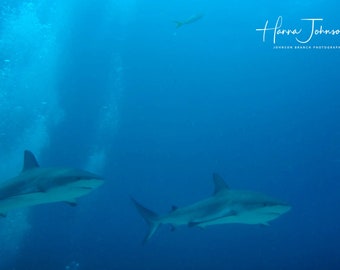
22,150,39,172
213,173,229,195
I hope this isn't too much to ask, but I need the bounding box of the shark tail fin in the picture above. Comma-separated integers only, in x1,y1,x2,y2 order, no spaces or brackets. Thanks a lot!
174,21,184,29
131,197,160,244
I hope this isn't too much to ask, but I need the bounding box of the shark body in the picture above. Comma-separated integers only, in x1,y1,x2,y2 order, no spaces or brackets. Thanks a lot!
132,174,291,243
0,150,103,216
174,13,204,29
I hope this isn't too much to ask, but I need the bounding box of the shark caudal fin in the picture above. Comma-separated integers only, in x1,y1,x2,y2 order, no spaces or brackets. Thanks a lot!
131,197,160,244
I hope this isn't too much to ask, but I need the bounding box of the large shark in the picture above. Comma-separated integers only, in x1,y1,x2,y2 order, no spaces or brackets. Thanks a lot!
132,173,291,243
0,150,104,217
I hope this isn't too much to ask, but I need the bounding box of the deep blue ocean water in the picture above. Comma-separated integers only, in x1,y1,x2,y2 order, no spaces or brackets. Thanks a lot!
0,0,339,269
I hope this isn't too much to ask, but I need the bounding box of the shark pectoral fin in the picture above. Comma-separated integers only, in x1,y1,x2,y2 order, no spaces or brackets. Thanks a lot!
226,210,237,217
188,221,198,227
37,186,47,193
65,200,77,207
189,210,237,228
261,222,270,227
188,221,205,229
0,213,7,218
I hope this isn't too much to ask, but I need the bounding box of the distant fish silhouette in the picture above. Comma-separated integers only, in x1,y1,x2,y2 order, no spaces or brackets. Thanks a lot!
173,13,204,29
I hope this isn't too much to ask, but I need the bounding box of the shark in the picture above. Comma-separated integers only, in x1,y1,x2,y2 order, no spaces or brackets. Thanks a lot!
132,173,291,243
174,13,204,29
0,150,104,217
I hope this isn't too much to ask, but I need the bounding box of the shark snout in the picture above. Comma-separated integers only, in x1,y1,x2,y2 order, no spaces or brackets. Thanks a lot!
280,203,291,213
79,174,104,187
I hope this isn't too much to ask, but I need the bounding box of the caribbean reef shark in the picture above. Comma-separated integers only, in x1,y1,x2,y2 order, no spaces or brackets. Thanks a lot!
132,173,291,243
0,150,103,217
174,13,204,29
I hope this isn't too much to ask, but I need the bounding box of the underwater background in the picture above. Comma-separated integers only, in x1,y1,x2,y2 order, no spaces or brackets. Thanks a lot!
0,0,339,269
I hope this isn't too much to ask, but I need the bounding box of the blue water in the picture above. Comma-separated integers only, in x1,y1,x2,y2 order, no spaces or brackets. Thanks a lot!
1,1,339,269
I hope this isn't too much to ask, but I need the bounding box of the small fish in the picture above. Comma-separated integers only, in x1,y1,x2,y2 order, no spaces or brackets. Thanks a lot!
173,13,204,29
